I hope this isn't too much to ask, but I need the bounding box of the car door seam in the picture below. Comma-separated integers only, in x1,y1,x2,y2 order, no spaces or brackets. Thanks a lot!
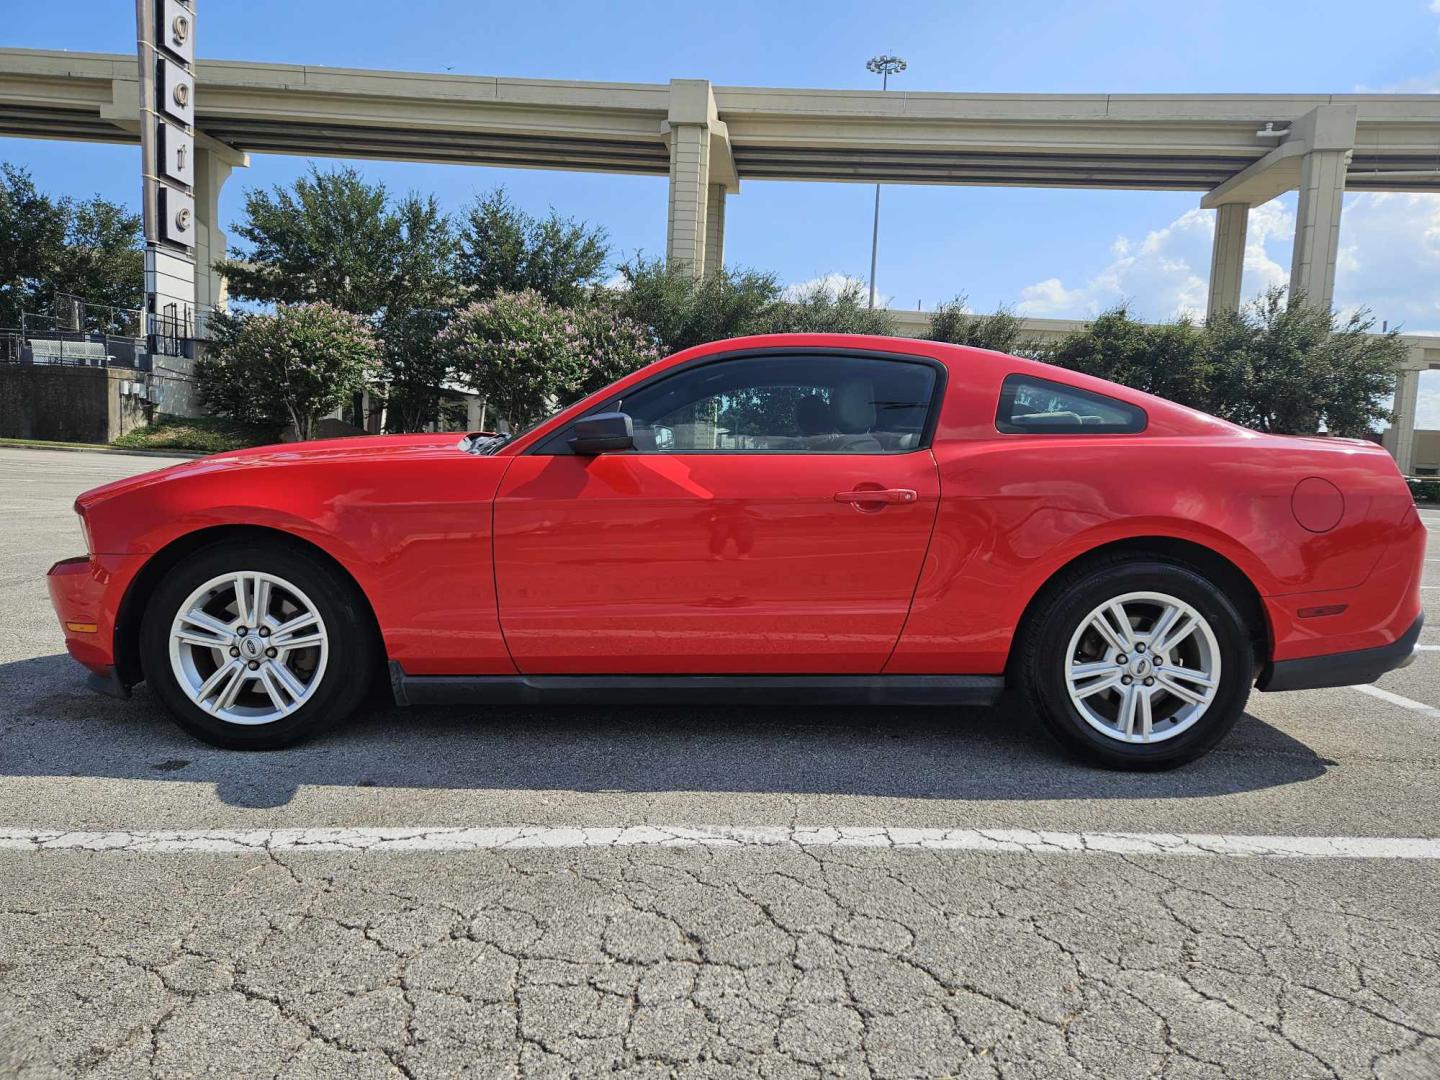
491,453,523,673
879,448,944,675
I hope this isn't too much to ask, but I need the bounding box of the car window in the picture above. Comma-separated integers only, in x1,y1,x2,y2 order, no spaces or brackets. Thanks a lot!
598,353,939,454
995,374,1146,435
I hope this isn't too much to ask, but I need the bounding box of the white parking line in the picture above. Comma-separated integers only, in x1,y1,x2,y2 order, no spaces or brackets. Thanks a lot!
0,826,1438,859
1352,683,1440,718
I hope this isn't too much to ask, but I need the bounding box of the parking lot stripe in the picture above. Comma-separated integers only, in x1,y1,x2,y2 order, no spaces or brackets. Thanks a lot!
1,826,1438,858
1352,683,1440,717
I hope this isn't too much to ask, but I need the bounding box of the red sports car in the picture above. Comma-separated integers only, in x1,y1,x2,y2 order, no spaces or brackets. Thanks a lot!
47,333,1424,768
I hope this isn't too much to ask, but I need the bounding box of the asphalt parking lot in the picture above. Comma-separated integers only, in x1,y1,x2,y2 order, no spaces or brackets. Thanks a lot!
1,445,1437,1079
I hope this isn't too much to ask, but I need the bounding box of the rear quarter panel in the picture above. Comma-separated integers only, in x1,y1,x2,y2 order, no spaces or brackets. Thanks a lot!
886,350,1414,674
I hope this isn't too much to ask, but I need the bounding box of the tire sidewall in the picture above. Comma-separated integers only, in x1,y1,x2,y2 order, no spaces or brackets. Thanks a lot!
140,539,372,750
1028,561,1253,769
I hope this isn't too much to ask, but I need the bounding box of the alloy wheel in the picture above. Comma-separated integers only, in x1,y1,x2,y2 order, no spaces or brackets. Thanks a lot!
167,571,329,725
1063,590,1221,744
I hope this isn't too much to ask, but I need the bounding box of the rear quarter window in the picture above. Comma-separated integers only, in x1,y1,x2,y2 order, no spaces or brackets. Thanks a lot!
995,374,1146,435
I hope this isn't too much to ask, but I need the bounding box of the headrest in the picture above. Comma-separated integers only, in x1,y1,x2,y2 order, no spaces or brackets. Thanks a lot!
833,379,876,433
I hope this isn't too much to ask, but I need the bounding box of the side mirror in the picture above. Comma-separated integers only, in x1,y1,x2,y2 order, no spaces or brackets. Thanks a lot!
570,411,634,455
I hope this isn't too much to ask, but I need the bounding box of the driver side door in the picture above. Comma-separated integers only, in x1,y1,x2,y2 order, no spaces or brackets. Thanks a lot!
491,350,944,675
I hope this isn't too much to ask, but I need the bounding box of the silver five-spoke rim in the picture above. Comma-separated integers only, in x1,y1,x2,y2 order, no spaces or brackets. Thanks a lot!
1064,591,1220,745
168,571,329,726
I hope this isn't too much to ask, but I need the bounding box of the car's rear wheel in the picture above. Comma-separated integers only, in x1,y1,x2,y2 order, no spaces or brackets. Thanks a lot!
140,539,375,750
1015,559,1254,769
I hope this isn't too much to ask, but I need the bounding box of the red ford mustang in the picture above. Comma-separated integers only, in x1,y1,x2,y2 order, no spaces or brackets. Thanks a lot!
47,333,1424,767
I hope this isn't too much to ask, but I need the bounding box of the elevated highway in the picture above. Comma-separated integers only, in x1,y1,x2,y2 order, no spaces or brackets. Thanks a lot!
1,46,1437,466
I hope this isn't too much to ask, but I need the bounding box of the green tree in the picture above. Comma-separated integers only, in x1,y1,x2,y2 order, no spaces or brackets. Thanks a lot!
0,164,141,331
928,295,1027,354
0,164,67,328
440,290,585,433
50,196,144,331
1208,288,1404,437
197,303,379,442
1044,307,1212,411
614,258,781,351
756,277,898,335
218,165,458,316
458,189,608,306
377,306,454,433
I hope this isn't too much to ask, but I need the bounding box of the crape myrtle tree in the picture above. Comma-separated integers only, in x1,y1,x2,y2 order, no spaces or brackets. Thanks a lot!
571,300,663,397
0,162,143,332
197,303,380,442
440,290,585,435
440,290,659,434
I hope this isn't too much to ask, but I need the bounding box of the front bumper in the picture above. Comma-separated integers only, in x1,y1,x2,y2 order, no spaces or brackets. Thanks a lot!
46,553,147,679
1257,613,1424,692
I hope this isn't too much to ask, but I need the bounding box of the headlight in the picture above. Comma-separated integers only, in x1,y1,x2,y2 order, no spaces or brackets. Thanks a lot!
76,511,92,555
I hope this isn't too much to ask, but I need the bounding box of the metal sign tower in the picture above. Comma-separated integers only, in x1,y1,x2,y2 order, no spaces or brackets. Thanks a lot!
135,0,196,355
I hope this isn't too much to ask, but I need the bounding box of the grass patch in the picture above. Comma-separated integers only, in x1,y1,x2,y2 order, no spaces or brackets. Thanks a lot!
0,436,114,452
112,414,281,454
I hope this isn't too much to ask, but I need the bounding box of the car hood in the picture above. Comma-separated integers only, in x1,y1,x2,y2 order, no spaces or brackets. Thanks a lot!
75,432,477,512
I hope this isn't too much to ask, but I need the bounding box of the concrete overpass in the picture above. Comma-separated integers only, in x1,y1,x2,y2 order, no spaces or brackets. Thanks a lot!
1,46,1437,466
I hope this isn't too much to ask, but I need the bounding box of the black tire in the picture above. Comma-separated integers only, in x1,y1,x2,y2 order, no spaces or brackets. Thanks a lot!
1014,558,1254,770
139,538,377,750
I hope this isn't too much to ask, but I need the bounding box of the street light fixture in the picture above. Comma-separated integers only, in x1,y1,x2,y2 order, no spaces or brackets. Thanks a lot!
866,54,906,309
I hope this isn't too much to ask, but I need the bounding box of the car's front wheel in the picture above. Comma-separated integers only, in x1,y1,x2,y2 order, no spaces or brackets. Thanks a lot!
1015,559,1255,769
139,539,376,750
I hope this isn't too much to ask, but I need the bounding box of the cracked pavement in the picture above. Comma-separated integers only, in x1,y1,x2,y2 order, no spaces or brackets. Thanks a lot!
2,447,1439,1078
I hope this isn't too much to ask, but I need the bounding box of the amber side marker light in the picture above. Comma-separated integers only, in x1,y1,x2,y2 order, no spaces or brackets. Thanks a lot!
65,622,99,634
1297,604,1348,619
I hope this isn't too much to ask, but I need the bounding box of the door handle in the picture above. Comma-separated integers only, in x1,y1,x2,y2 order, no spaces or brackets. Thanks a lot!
834,488,918,505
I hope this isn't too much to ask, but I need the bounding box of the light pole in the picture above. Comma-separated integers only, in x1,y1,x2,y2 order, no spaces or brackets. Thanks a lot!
865,54,906,309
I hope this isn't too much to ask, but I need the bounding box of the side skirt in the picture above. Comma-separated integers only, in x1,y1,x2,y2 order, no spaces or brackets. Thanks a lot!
389,663,1004,708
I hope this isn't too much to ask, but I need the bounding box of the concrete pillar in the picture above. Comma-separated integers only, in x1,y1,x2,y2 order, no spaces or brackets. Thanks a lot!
1286,105,1355,312
191,144,234,330
1388,366,1421,475
703,183,726,277
1206,203,1248,318
666,123,710,275
1290,149,1348,311
665,79,719,277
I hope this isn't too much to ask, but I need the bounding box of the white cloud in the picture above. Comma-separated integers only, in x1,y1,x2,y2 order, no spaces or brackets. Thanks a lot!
1416,383,1440,429
1333,192,1440,329
1012,193,1440,329
1015,204,1286,320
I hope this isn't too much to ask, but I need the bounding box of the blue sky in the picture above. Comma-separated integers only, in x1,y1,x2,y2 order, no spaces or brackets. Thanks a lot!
3,0,1440,331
